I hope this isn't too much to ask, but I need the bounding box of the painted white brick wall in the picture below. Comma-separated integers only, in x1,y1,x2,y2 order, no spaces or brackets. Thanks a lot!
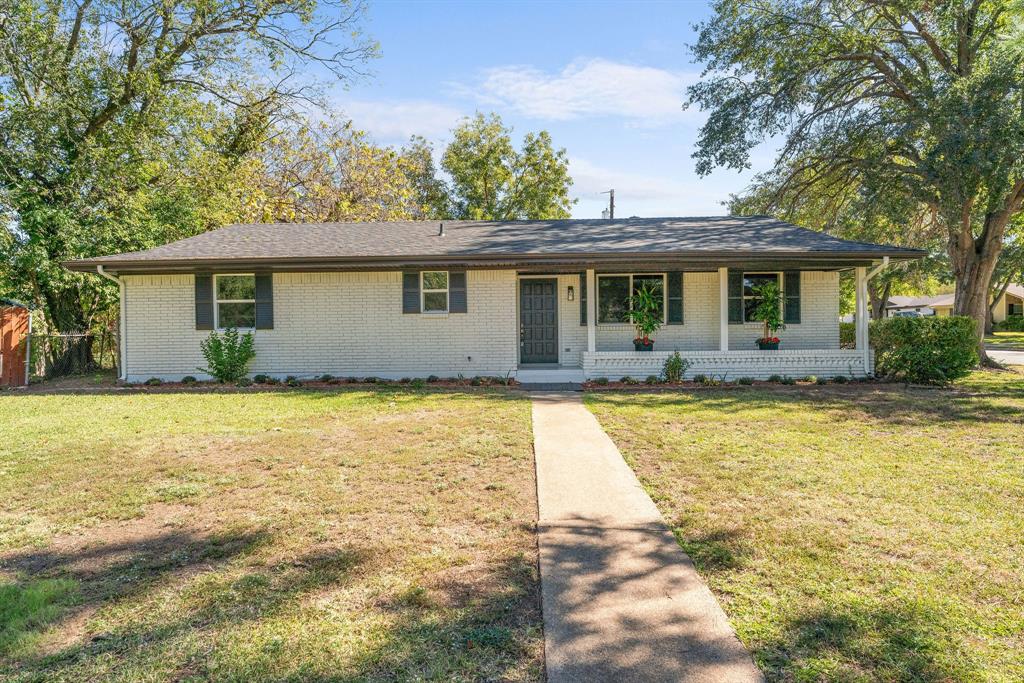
593,271,839,353
583,349,874,381
120,269,842,381
122,271,518,381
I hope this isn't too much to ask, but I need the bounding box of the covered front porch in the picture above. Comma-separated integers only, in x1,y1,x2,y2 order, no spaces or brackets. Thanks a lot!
515,264,879,382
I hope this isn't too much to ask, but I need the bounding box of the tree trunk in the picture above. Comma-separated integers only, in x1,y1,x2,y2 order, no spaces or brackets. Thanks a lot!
985,305,994,335
950,245,1000,365
868,280,891,320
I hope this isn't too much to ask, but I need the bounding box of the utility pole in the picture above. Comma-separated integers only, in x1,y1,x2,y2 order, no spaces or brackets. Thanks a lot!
600,189,615,219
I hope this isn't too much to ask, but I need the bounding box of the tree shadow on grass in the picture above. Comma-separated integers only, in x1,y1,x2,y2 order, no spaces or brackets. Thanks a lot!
1,530,542,681
756,601,977,682
586,383,1024,427
0,529,270,661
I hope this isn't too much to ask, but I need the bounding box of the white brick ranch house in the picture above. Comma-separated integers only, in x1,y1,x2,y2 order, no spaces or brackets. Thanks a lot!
65,217,925,383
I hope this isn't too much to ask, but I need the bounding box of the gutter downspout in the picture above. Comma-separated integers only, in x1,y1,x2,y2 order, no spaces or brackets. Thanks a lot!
96,266,127,381
860,256,890,375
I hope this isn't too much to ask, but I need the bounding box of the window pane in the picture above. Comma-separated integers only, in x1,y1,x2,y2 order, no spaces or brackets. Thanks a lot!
422,271,448,290
743,273,777,296
423,291,448,312
632,275,664,319
217,275,255,300
218,302,255,328
598,276,630,323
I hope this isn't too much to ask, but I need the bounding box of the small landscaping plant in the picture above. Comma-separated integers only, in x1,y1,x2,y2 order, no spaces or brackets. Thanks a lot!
871,316,978,384
662,351,692,383
409,378,426,389
199,328,255,383
815,376,829,385
780,376,797,385
144,377,162,386
692,373,707,384
803,375,817,383
737,376,754,385
181,375,198,385
644,375,660,385
767,374,783,383
594,377,609,385
427,375,440,383
752,281,785,349
621,375,639,385
253,374,271,384
285,376,302,387
235,377,253,387
832,374,849,384
318,374,334,383
628,283,662,351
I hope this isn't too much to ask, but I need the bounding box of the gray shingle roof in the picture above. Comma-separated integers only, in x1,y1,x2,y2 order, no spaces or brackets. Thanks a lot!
65,216,926,272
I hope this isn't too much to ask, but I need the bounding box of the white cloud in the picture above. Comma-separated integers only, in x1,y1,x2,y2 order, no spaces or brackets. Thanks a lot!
454,58,697,126
334,99,464,140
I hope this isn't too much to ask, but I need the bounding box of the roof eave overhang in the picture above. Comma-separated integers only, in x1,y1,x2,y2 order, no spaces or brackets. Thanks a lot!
64,249,927,275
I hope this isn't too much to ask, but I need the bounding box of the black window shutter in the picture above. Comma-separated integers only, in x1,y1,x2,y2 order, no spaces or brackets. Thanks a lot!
579,272,587,326
402,272,420,313
667,271,683,324
255,274,273,329
195,274,214,330
784,271,801,324
449,271,467,313
728,269,744,324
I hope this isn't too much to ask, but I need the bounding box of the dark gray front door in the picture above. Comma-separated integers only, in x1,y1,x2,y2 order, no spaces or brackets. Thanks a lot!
520,279,559,364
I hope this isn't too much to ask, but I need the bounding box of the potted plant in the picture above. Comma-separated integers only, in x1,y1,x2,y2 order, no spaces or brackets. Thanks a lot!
752,281,785,350
629,283,662,351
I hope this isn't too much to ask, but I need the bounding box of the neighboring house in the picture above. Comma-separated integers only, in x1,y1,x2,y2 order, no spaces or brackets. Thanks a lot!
65,216,924,383
885,285,1024,320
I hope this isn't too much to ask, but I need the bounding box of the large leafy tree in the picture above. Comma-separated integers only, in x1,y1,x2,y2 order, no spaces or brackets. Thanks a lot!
0,0,375,338
688,0,1024,359
238,118,434,223
441,113,575,220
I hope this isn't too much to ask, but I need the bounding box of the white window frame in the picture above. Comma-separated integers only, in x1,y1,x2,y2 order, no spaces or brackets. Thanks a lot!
741,271,783,324
214,273,257,330
596,273,667,325
421,270,449,314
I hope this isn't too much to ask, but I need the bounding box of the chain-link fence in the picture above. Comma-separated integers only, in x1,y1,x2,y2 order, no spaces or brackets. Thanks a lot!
28,327,119,379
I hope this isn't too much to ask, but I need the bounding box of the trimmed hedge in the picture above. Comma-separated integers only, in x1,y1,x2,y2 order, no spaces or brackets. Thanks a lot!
870,316,978,384
995,315,1024,332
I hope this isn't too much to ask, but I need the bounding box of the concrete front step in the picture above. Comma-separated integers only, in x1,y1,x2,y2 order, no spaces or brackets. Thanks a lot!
516,366,585,384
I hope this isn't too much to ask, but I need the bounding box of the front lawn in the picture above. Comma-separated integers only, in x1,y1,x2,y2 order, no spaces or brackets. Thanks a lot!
986,331,1024,348
586,371,1024,682
0,387,541,681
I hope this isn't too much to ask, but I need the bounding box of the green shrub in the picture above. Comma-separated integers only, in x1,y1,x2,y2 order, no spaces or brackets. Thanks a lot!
318,374,334,383
767,374,783,383
181,375,198,385
871,316,978,384
802,375,817,383
621,375,639,385
199,328,255,383
692,373,707,384
815,376,829,385
995,315,1024,332
363,376,378,384
594,377,609,385
833,374,849,384
470,376,482,386
644,374,660,385
426,375,440,383
780,376,797,385
285,376,301,387
839,322,857,348
662,351,692,383
399,377,411,384
737,376,754,385
235,377,253,387
410,378,426,389
252,374,270,384
144,377,162,386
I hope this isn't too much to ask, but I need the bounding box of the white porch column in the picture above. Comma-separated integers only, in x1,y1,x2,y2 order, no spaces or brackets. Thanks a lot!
718,267,729,351
586,269,596,353
855,266,870,374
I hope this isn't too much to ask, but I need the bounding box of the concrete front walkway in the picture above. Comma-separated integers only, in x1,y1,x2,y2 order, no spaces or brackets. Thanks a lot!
532,392,763,683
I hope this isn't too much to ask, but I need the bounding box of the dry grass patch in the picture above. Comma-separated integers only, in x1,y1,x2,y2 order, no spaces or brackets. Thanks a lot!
0,387,541,682
586,370,1024,682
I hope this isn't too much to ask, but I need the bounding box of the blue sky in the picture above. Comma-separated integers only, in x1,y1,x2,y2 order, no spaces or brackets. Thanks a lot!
330,0,777,218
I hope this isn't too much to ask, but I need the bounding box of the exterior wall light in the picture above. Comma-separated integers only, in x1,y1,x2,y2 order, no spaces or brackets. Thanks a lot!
567,285,575,301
